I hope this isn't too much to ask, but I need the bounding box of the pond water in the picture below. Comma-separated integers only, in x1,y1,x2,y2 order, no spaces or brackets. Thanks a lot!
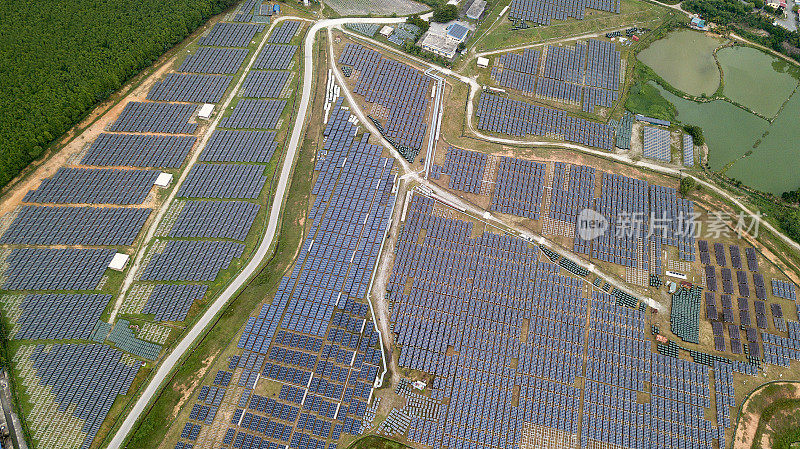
656,84,800,194
638,30,725,96
716,45,798,117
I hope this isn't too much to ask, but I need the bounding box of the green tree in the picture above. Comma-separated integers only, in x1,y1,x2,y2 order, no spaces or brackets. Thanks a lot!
679,177,696,197
432,4,458,22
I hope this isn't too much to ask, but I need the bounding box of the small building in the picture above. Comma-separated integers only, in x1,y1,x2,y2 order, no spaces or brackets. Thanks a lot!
108,253,130,271
155,172,173,188
476,56,489,68
412,380,427,390
379,25,394,38
418,22,470,59
466,0,487,20
198,103,214,119
690,17,707,29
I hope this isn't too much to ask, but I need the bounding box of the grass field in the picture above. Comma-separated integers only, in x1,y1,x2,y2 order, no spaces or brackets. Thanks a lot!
733,382,800,449
347,436,411,449
475,0,673,53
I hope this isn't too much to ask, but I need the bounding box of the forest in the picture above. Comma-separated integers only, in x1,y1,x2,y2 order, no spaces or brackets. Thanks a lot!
0,0,238,189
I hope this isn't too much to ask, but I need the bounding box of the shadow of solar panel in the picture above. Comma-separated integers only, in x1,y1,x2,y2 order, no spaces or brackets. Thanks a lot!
0,205,151,246
200,130,278,163
147,73,232,103
269,21,301,44
178,163,268,198
142,284,209,321
241,71,291,98
139,240,244,281
29,343,141,448
82,133,196,168
109,102,198,134
253,44,298,70
199,22,265,47
12,294,110,340
169,200,260,240
23,167,159,205
179,47,249,74
3,248,115,291
220,99,286,129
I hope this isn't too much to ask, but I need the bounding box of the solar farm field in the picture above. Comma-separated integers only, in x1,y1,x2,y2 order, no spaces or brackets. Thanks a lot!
0,11,308,449
475,0,672,53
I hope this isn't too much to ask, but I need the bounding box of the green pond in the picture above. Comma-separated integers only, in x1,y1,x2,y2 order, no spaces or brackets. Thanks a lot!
638,30,725,96
656,83,799,194
716,46,799,117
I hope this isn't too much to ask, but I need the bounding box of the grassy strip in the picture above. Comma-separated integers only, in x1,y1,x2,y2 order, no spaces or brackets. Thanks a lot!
347,435,412,449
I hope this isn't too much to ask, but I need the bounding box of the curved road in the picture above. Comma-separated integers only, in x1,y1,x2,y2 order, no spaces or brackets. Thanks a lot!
108,15,403,449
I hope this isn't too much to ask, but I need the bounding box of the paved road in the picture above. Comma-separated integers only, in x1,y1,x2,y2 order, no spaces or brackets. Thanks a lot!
108,15,403,449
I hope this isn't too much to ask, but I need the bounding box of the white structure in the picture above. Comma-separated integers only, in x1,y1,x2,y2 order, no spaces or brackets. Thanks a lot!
412,380,427,390
155,172,173,187
198,103,214,119
666,270,688,280
109,253,130,271
466,0,487,19
476,56,489,68
418,22,471,59
379,25,394,37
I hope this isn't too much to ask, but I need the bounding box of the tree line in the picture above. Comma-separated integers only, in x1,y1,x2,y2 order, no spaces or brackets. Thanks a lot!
0,0,238,189
683,0,800,60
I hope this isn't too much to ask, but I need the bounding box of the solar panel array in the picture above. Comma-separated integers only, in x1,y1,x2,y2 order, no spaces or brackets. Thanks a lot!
10,294,110,340
252,44,298,70
142,284,209,322
671,286,702,343
549,162,595,223
241,71,291,98
27,343,140,449
586,173,649,268
198,23,265,47
178,164,268,199
683,133,695,167
200,130,278,163
139,240,244,281
82,133,195,168
388,193,739,449
23,167,159,205
167,102,392,447
491,156,546,219
643,126,671,162
339,43,431,161
772,279,796,300
3,248,115,291
269,21,301,44
476,92,613,149
147,73,232,103
220,99,286,129
108,101,198,134
491,48,540,94
508,0,620,25
179,47,249,74
169,200,260,241
442,146,486,194
0,205,151,246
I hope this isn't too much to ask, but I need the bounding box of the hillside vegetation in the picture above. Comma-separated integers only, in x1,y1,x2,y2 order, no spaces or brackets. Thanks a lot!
0,0,237,188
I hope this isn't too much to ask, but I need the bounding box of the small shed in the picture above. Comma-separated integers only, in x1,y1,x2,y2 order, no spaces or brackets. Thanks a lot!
476,56,489,68
198,103,214,119
155,172,173,188
379,26,394,37
109,253,130,271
